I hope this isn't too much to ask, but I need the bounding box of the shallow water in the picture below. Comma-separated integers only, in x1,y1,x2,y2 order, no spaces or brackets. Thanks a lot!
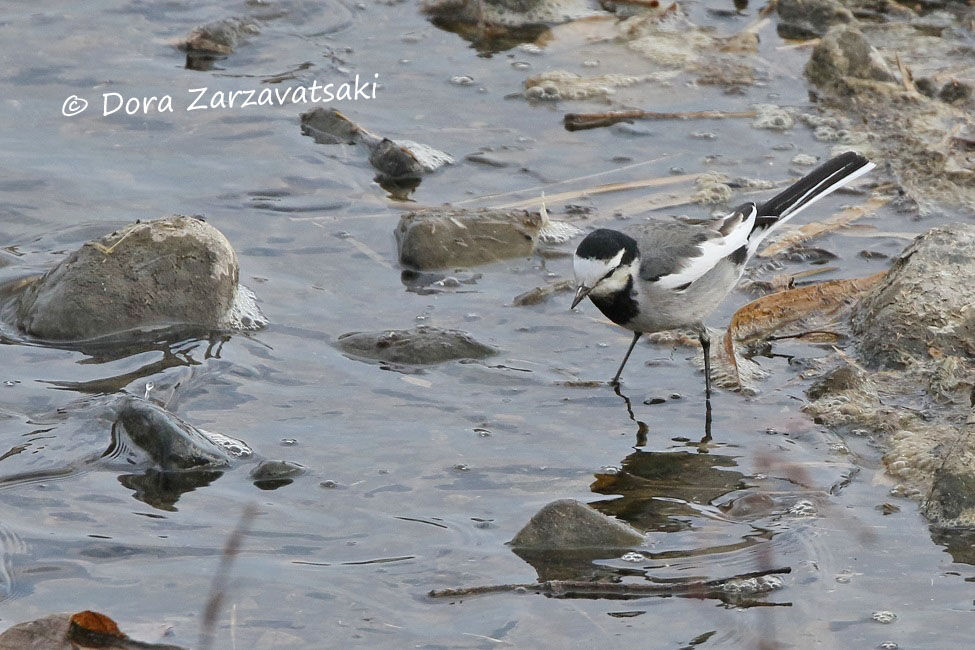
1,1,973,647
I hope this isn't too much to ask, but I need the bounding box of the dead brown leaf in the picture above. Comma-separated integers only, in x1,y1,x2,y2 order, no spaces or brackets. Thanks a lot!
721,272,887,390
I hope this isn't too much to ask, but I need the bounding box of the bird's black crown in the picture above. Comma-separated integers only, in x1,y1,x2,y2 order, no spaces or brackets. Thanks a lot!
575,228,639,264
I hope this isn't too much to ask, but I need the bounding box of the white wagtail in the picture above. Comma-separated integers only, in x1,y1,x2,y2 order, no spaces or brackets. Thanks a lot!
571,151,876,399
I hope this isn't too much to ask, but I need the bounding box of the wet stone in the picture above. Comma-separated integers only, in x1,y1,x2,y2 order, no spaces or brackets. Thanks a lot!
807,363,868,400
179,17,259,55
114,396,233,471
395,208,543,270
805,25,895,88
508,499,645,550
337,326,497,364
15,216,240,342
776,0,852,40
851,224,975,368
251,460,305,490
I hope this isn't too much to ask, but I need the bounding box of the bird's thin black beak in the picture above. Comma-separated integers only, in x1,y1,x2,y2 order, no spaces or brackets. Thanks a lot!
571,285,591,309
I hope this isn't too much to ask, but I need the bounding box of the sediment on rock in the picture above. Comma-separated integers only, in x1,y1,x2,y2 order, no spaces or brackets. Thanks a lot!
14,216,246,342
395,208,543,270
337,326,497,364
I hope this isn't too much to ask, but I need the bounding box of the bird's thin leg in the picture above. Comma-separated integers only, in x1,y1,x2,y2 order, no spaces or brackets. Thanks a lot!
698,328,712,400
698,327,713,441
611,331,643,385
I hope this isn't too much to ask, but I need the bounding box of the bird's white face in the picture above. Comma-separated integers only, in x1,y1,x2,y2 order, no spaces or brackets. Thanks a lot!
572,249,638,307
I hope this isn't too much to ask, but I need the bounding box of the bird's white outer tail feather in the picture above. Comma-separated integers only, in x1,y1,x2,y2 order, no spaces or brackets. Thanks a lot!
746,159,875,256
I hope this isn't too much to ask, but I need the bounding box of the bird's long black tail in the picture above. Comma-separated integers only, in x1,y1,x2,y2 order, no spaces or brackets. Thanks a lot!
752,152,875,236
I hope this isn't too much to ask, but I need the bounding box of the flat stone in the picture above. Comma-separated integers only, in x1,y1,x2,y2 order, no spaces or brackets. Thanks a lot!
337,326,497,364
395,208,542,270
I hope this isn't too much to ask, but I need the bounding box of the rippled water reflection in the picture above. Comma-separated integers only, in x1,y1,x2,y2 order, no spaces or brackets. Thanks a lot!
2,0,974,647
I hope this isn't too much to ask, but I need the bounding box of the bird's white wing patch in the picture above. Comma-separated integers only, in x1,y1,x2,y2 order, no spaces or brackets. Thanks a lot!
654,205,756,290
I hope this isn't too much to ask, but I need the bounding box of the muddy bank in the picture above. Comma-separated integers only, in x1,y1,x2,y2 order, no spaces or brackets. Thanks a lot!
805,225,975,527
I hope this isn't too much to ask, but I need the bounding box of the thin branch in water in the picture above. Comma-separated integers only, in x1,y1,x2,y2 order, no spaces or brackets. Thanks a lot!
564,110,757,132
428,566,791,600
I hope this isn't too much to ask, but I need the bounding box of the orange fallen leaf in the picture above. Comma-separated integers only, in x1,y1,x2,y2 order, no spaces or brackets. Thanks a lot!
722,272,887,390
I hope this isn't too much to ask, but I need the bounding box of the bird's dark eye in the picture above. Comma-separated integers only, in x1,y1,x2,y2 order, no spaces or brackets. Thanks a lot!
601,264,622,281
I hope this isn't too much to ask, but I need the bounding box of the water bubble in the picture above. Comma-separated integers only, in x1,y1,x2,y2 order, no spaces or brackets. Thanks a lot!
722,575,783,595
453,464,470,472
620,552,645,563
871,611,897,624
599,466,621,475
878,643,898,649
464,313,480,322
517,43,543,55
280,438,298,446
3,380,18,387
449,75,474,86
200,430,253,458
473,428,491,437
582,59,599,67
320,480,341,489
511,61,531,70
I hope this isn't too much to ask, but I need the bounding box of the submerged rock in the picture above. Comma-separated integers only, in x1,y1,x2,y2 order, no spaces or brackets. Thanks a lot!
337,326,497,364
395,208,543,269
179,17,259,55
509,499,645,550
776,0,852,40
523,70,667,100
851,224,975,368
421,0,601,28
14,216,254,341
301,108,453,180
251,459,305,490
113,396,237,471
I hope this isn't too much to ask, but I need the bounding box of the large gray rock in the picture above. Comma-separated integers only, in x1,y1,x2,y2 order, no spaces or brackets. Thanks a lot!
337,326,497,364
16,216,239,341
396,208,543,270
509,499,645,550
776,0,852,40
805,25,895,89
851,224,975,368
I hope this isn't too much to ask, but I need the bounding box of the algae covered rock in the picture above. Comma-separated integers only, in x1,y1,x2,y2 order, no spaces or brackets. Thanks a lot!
15,216,240,341
806,25,895,88
851,224,975,368
395,208,543,270
337,326,497,364
509,499,645,550
776,0,852,40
